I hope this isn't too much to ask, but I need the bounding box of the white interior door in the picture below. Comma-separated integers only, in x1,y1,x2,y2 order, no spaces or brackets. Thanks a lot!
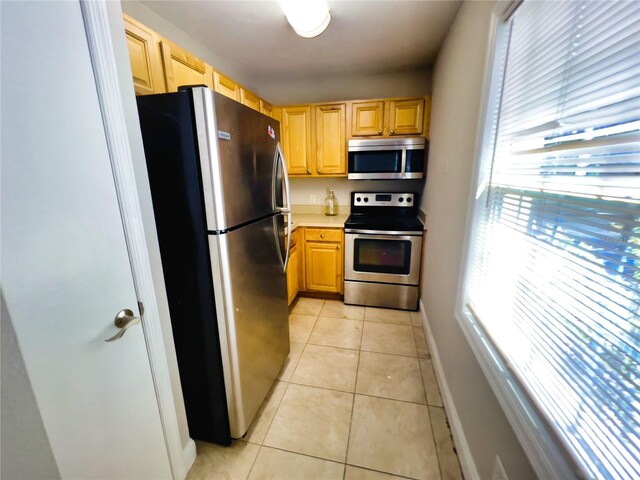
1,2,172,478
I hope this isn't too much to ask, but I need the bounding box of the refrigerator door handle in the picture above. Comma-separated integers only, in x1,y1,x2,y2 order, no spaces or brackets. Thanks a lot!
275,143,292,272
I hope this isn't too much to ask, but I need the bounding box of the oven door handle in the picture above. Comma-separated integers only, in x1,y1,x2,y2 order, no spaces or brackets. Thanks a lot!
346,233,418,242
345,229,423,236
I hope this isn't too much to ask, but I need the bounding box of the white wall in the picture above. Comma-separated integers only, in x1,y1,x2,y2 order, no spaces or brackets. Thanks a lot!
1,294,60,479
260,69,431,105
420,2,536,479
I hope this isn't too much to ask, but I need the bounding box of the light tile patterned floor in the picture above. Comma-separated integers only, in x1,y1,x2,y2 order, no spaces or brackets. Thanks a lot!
187,298,463,480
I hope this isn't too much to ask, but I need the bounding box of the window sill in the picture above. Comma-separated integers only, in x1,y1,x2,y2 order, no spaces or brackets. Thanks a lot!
454,306,582,480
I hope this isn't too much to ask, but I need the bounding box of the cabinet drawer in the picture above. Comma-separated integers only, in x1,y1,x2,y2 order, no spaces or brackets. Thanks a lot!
305,228,342,242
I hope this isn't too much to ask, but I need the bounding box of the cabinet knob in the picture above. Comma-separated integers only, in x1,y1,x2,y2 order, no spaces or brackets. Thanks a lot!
320,234,325,238
390,129,395,135
378,130,382,135
337,245,340,250
317,169,322,173
306,169,311,174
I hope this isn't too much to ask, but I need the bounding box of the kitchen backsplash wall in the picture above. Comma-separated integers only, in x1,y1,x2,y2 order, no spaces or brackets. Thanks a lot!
290,178,424,207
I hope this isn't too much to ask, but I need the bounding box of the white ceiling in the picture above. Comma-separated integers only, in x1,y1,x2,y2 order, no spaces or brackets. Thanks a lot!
140,1,462,82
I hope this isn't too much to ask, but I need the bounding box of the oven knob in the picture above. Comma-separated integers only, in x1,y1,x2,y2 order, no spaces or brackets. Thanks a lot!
399,197,404,203
364,197,369,203
356,197,361,202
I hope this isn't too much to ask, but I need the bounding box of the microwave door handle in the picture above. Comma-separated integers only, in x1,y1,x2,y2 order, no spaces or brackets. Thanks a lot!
400,148,407,177
275,143,292,272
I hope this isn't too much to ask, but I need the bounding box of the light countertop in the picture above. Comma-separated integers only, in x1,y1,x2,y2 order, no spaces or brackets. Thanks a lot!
287,213,349,232
293,213,350,229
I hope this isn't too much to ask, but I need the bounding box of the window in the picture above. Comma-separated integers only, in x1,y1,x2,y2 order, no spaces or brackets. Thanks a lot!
461,1,640,479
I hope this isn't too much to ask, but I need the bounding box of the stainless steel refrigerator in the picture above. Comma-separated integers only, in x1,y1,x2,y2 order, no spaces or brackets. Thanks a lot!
136,86,291,445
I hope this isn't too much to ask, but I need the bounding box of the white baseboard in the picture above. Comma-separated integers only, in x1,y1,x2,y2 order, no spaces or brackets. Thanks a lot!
419,300,480,480
177,439,197,480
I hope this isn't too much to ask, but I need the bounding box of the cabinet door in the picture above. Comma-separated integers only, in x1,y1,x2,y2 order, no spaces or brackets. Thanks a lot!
260,99,274,118
315,103,346,175
240,88,261,111
351,101,384,136
305,241,342,293
123,15,165,95
282,106,312,176
423,96,432,139
388,98,425,135
159,40,212,92
272,106,283,123
286,244,300,305
213,71,241,101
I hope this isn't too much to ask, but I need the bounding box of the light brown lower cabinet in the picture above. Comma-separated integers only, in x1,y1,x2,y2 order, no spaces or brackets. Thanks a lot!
286,229,300,305
303,228,343,294
286,227,345,303
286,244,300,305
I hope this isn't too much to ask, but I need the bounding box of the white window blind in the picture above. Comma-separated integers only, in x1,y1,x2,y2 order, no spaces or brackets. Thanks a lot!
466,1,640,479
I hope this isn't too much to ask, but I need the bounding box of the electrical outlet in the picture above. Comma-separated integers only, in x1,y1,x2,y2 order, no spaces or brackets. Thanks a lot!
492,456,508,480
309,194,316,204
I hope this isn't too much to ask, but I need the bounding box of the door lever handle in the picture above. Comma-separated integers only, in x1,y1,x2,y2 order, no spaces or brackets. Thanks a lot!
105,309,140,342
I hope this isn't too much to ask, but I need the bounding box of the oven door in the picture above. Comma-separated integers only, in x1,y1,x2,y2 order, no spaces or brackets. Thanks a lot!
344,231,423,285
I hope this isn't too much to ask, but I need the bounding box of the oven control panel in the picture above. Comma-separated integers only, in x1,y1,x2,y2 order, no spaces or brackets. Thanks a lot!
352,193,414,207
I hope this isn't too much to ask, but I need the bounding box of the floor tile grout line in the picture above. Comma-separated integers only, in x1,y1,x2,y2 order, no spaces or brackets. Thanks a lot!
283,353,440,406
284,378,432,407
427,405,446,480
361,321,418,357
244,444,262,480
244,443,345,467
306,338,425,360
342,326,363,480
412,326,430,404
242,443,422,480
415,336,445,480
249,379,291,445
345,463,422,480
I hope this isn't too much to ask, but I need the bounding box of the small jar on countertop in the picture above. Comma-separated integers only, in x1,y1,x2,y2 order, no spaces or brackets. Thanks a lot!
324,189,338,216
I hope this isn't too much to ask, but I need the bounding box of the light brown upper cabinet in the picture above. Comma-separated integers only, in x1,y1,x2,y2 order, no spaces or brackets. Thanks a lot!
282,106,313,176
350,97,427,137
240,88,261,112
272,107,283,123
213,71,240,101
315,103,346,175
159,39,212,92
351,101,385,137
260,99,274,117
423,96,432,138
123,15,165,95
388,98,425,136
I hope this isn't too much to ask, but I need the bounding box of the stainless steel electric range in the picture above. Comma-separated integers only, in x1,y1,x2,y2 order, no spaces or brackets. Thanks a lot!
344,192,424,311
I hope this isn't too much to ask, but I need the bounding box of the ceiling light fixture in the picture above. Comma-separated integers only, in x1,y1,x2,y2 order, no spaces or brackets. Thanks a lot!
278,0,331,38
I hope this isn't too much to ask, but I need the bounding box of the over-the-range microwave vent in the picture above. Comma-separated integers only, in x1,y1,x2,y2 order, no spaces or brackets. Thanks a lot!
347,137,427,180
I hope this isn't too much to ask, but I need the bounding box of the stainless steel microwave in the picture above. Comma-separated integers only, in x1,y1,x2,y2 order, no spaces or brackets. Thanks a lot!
347,137,427,180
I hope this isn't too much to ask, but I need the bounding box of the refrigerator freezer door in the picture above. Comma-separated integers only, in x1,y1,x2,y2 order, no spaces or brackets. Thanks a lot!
192,88,282,232
208,215,290,438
